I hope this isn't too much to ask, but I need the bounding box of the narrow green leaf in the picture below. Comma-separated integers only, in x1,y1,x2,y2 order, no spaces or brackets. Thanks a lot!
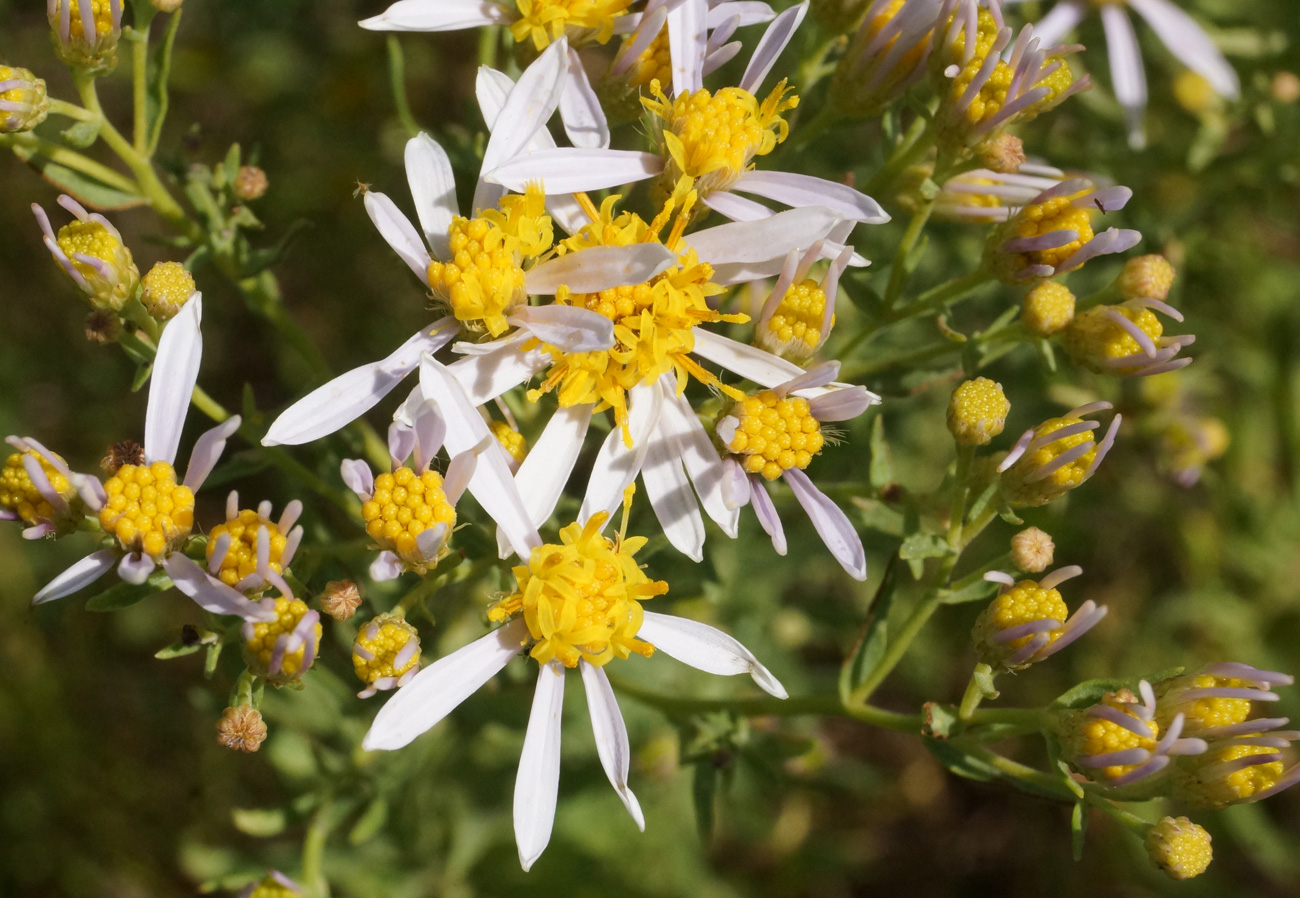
231,807,286,838
1070,800,1088,861
19,153,145,211
692,762,717,846
60,118,102,149
348,797,389,845
923,738,1000,782
86,575,163,612
839,553,899,702
939,577,997,605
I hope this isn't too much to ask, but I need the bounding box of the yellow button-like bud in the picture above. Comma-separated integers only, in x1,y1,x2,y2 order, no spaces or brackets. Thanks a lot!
1172,743,1289,809
1010,526,1054,573
216,705,267,753
49,0,121,72
98,461,193,558
1145,816,1212,880
0,66,50,133
1064,305,1164,375
831,0,933,118
1117,254,1176,301
755,279,831,361
972,578,1068,669
1022,282,1076,336
720,389,825,481
352,613,422,695
946,378,1010,446
140,261,196,321
1057,688,1161,783
242,596,322,685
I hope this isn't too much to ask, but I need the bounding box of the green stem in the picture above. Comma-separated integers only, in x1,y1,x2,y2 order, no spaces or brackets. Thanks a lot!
45,98,98,122
966,707,1046,729
948,444,973,546
3,132,140,194
789,105,837,152
958,666,988,720
130,20,153,152
864,116,933,196
969,746,1075,801
387,36,421,137
899,267,992,321
300,799,335,898
1083,788,1151,834
883,197,935,309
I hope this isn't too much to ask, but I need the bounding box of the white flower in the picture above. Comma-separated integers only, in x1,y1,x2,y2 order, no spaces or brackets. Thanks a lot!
1003,0,1240,148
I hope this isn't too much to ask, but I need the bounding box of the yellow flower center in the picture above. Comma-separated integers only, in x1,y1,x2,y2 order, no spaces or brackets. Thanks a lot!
723,390,824,481
1074,699,1160,782
54,218,138,310
352,612,422,687
627,26,672,89
943,7,1001,66
1022,281,1076,336
488,512,666,668
140,261,196,321
67,0,115,40
1015,193,1094,269
644,81,799,196
974,579,1068,667
1065,305,1164,374
99,461,194,560
243,596,321,683
947,377,1010,446
1001,416,1099,507
510,0,632,49
1,449,75,527
527,189,745,446
757,279,829,358
490,420,528,465
206,508,289,589
361,466,457,570
1175,744,1286,808
426,186,553,338
1156,675,1254,734
1145,817,1213,881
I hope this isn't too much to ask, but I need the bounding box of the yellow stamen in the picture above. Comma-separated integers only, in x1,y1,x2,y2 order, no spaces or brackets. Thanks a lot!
510,0,633,50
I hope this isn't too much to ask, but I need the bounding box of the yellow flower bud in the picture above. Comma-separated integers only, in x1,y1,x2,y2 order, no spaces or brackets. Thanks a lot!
1145,816,1212,880
1021,282,1075,337
0,66,50,133
1117,254,1176,301
140,261,196,321
946,378,1009,446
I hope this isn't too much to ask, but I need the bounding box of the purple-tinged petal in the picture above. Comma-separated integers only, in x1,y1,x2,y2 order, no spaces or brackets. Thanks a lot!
118,552,157,586
661,383,739,537
33,549,115,604
370,552,405,582
732,170,889,224
783,467,867,580
183,415,241,491
163,554,276,621
749,477,787,554
341,459,375,500
638,610,788,698
739,0,807,93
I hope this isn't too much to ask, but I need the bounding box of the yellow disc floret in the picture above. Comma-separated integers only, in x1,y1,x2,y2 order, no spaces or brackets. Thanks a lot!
1064,305,1164,374
644,80,799,197
1172,744,1287,809
0,66,49,133
488,511,667,668
140,261,196,321
1022,281,1076,336
65,0,115,40
1145,816,1213,880
627,26,671,89
243,596,321,684
207,508,288,589
1000,416,1098,507
722,390,824,482
99,461,194,559
756,279,830,359
353,612,422,690
510,0,632,50
426,185,553,338
1,449,76,528
972,579,1067,669
1061,693,1160,782
55,217,139,311
360,466,457,572
947,377,1010,446
1013,192,1094,269
490,420,528,466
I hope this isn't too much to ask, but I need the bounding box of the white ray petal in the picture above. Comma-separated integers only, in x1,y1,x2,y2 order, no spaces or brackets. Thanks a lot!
580,381,664,524
524,243,676,294
638,610,788,698
1129,0,1238,97
687,207,844,282
515,662,566,872
405,133,459,259
508,304,616,353
473,65,561,214
707,1,774,29
559,47,610,149
739,0,807,93
33,549,116,604
447,334,550,405
479,39,569,186
162,554,274,620
183,416,241,491
667,0,708,95
661,384,739,537
487,149,663,194
364,618,529,751
732,170,889,224
145,293,203,467
1028,0,1085,46
581,661,645,830
640,385,706,561
783,467,867,580
497,403,594,557
364,190,430,279
1100,4,1148,148
359,0,511,31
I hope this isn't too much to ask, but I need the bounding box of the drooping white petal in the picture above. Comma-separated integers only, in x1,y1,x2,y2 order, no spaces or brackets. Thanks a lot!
661,384,739,537
487,148,663,194
612,5,669,77
497,403,594,556
707,1,774,29
507,304,616,353
443,449,478,505
163,554,275,621
704,40,743,73
580,381,663,525
749,476,787,554
370,551,405,582
580,661,645,830
145,293,203,467
358,0,511,32
783,467,867,580
701,189,774,222
691,328,804,389
1129,0,1238,98
479,38,569,196
405,132,459,259
364,618,529,751
419,354,542,559
33,548,116,604
687,208,845,283
1099,4,1148,148
447,335,550,405
640,384,707,561
263,321,457,446
739,0,807,93
474,65,562,214
341,459,375,500
525,243,676,295
515,662,566,872
559,47,610,149
808,385,878,422
638,610,788,698
364,190,430,279
667,0,708,95
732,170,889,224
183,416,241,491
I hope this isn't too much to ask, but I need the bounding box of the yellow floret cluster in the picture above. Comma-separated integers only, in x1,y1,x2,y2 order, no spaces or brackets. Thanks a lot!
1062,695,1159,781
1155,674,1253,736
1,450,73,527
725,390,825,481
628,26,672,89
99,461,194,559
1000,416,1097,507
1118,254,1176,301
1145,816,1213,880
140,261,196,320
55,218,138,310
1013,194,1094,269
489,420,528,466
243,596,321,683
946,377,1010,446
972,579,1067,668
243,876,300,898
352,613,422,687
758,279,829,359
1173,744,1286,809
1065,305,1164,374
1022,281,1076,336
510,0,632,50
0,66,48,133
206,509,289,589
361,466,457,568
66,0,116,40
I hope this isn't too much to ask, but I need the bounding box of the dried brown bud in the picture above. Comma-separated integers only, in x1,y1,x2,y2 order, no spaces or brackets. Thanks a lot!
979,134,1026,175
216,705,267,753
320,580,362,621
84,309,121,344
101,439,145,474
1010,526,1055,573
233,165,269,202
1272,72,1300,104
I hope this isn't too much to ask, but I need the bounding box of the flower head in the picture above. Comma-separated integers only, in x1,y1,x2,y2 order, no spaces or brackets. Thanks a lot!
934,163,1066,223
140,261,197,321
754,241,852,362
973,565,1105,669
1145,816,1212,881
947,377,1010,446
243,595,322,685
206,492,304,597
1117,253,1176,301
1009,525,1054,572
1063,298,1194,377
831,0,939,118
0,66,50,133
353,613,422,698
34,196,139,312
49,0,122,72
1171,737,1300,809
1,436,89,539
1021,280,1075,336
1154,663,1294,740
997,401,1120,507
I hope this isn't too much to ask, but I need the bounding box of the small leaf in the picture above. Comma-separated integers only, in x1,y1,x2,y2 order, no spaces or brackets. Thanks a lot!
86,571,167,612
241,219,312,277
923,738,1001,782
923,702,961,739
851,497,905,537
939,577,997,605
61,119,103,149
868,414,894,490
204,641,225,679
899,530,952,562
348,797,389,845
131,360,154,392
965,481,999,524
1070,800,1088,861
1050,668,1184,711
231,807,286,837
839,553,899,703
155,640,203,660
16,151,145,211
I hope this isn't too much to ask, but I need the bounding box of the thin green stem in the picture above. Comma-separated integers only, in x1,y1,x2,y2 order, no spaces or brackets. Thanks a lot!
883,198,935,309
948,444,973,545
387,36,421,137
966,707,1046,729
864,116,933,196
45,98,98,122
958,666,988,720
968,746,1075,801
131,24,151,152
1083,788,1151,834
2,132,140,194
300,799,335,898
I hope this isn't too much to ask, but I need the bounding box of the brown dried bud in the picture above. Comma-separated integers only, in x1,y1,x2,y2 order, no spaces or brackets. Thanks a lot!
1272,72,1300,104
84,309,121,344
216,705,267,753
101,439,145,474
979,134,1026,175
1010,526,1055,573
233,165,269,202
320,580,362,621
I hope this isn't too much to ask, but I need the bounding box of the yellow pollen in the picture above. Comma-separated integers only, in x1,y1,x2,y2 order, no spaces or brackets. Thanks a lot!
947,377,1010,446
1145,816,1213,881
206,509,288,590
627,26,672,89
1015,193,1094,268
724,389,824,482
757,279,829,359
489,420,528,465
1000,416,1098,507
644,80,799,196
1174,744,1287,809
360,466,457,571
1155,674,1254,736
1065,694,1160,782
488,512,667,669
1,449,76,527
1022,281,1076,336
243,596,321,683
352,612,422,687
66,0,116,40
510,0,632,50
1065,305,1164,374
426,185,552,337
140,261,196,321
973,579,1068,668
99,461,193,560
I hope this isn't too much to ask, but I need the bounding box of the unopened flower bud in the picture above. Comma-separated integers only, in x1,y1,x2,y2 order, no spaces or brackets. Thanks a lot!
84,308,121,344
1271,72,1300,104
140,261,196,321
49,0,122,73
0,66,50,133
243,597,321,685
998,403,1120,507
830,0,935,119
1010,526,1054,572
1,438,86,537
35,197,139,312
1173,71,1219,115
216,705,267,753
320,579,362,621
1118,254,1176,301
1021,282,1075,337
233,165,269,202
1145,817,1212,880
1064,301,1193,377
353,612,422,698
979,134,1025,174
151,0,185,12
972,566,1103,670
946,378,1009,446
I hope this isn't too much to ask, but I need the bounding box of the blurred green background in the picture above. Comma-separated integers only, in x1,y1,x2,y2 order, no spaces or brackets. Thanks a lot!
3,0,1300,895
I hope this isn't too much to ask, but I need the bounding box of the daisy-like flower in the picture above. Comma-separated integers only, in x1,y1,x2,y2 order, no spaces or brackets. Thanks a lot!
830,0,942,119
34,195,140,312
30,295,271,623
997,400,1120,507
243,594,322,685
486,3,890,231
0,65,50,133
353,612,423,698
1063,296,1194,377
205,492,305,598
716,363,873,579
973,565,1107,670
933,162,1064,222
1,436,92,539
49,0,122,72
1057,680,1207,787
985,178,1141,283
752,241,853,362
362,491,787,871
1002,0,1239,148
1154,663,1294,740
932,0,1090,156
